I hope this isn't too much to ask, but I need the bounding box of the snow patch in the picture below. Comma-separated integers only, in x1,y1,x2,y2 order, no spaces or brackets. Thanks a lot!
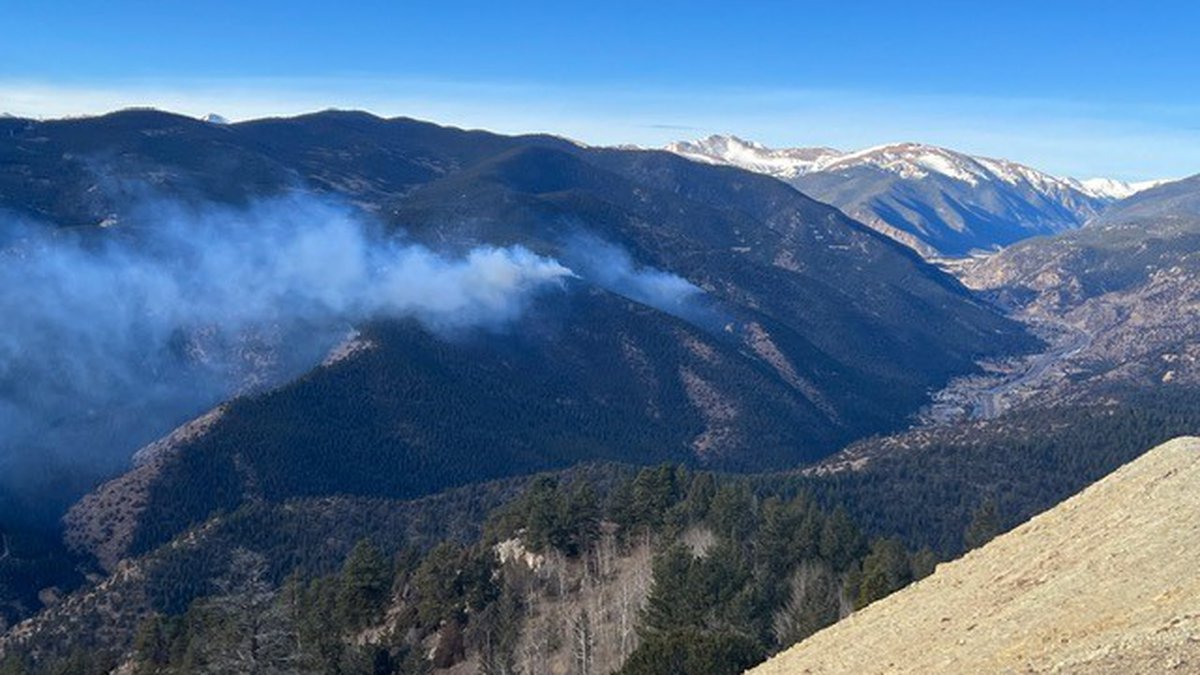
664,136,1164,211
1068,177,1173,200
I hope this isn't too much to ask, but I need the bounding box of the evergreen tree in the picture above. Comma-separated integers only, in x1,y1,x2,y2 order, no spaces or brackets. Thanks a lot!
641,544,698,633
707,483,755,544
621,627,764,675
297,576,347,672
819,506,864,571
562,480,601,556
413,542,465,627
910,547,939,580
684,472,717,522
471,582,523,675
458,549,500,612
755,497,798,574
523,477,566,552
338,539,392,630
964,499,1003,550
856,537,912,608
630,465,681,529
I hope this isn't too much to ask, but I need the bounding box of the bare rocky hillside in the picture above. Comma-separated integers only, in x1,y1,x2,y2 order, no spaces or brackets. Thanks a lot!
959,175,1200,406
750,436,1200,674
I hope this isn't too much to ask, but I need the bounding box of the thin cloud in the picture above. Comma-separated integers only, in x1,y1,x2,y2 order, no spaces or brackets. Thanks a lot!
642,123,700,131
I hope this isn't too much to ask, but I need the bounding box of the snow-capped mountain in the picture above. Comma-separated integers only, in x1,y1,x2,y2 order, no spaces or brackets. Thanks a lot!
665,135,1147,258
1068,177,1170,200
666,135,1165,198
665,135,841,177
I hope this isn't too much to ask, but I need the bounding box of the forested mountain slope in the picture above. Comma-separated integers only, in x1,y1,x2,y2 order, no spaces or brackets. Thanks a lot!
0,110,1034,588
3,460,930,675
0,110,1032,478
12,390,1200,675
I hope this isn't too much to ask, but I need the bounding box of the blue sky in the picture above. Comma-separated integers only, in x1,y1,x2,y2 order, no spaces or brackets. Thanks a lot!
2,1,1198,180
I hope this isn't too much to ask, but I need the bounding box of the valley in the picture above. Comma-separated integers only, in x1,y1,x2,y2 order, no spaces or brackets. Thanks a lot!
966,324,1091,420
921,312,1093,424
1,110,1197,675
5,7,1199,674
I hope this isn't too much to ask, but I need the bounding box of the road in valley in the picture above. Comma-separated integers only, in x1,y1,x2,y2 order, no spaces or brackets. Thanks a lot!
969,325,1091,420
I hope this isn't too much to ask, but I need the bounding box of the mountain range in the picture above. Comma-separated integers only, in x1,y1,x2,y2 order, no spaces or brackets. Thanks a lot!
0,110,1036,617
666,135,1167,257
3,109,1200,675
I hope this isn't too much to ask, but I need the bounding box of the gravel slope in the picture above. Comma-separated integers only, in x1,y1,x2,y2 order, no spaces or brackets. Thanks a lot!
750,436,1200,674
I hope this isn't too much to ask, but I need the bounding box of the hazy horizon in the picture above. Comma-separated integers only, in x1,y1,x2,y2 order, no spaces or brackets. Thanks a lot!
4,2,1199,181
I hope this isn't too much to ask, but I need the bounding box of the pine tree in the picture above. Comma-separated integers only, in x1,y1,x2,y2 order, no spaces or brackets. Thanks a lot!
964,499,1003,550
856,538,912,608
684,472,717,522
472,582,522,675
338,538,392,630
910,547,939,580
523,477,566,552
413,542,465,627
621,627,764,675
641,544,698,634
819,506,864,571
562,480,601,556
755,497,797,573
707,483,755,544
630,465,680,529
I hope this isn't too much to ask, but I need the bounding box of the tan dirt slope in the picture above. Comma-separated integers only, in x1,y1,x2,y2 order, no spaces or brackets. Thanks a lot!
751,436,1200,674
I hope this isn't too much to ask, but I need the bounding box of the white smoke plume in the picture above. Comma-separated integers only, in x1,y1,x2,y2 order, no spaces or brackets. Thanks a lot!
561,232,726,329
0,194,571,516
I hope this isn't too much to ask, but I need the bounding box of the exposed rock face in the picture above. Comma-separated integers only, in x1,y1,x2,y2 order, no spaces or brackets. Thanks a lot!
963,177,1200,399
750,437,1200,674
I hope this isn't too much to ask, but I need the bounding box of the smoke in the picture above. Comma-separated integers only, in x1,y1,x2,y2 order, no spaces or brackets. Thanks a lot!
0,190,728,529
0,195,571,515
561,232,728,330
